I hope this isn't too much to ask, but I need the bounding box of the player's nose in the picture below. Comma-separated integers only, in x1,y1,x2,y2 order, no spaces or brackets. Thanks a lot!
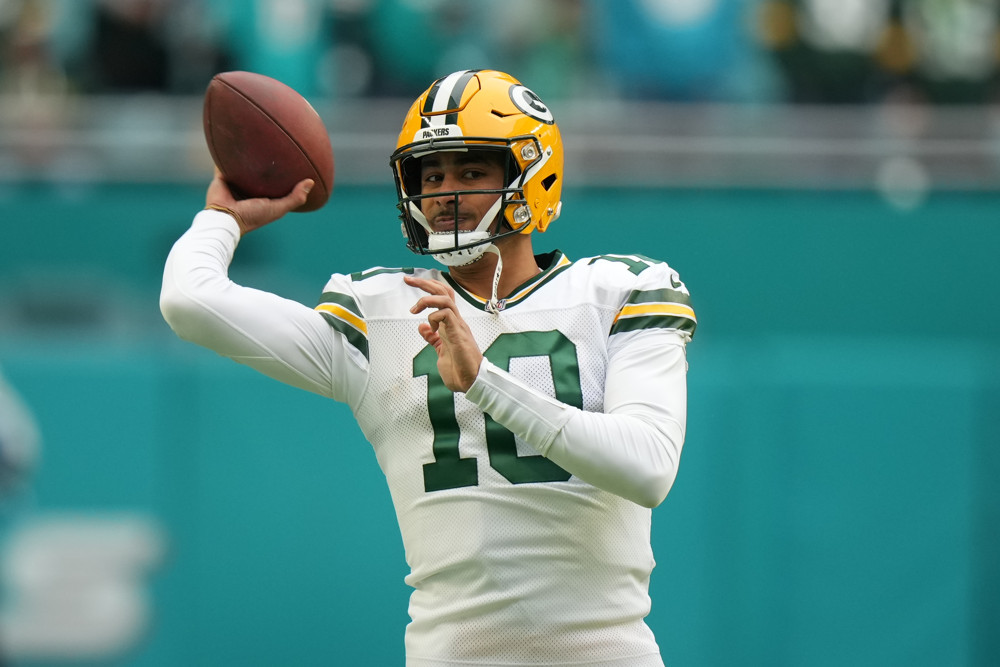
436,170,466,196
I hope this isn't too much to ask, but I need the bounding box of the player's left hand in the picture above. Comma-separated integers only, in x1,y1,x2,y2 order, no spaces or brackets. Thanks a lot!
406,275,483,393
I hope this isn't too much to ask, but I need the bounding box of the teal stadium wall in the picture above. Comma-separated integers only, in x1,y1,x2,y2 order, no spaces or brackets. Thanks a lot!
0,183,997,666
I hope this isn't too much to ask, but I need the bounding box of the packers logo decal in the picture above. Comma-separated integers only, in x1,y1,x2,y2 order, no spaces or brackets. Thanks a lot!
509,85,554,124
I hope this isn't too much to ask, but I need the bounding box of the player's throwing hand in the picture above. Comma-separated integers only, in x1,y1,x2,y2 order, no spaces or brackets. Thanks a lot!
206,168,314,236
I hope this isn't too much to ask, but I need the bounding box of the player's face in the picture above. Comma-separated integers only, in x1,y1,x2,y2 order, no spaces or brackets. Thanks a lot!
419,151,505,232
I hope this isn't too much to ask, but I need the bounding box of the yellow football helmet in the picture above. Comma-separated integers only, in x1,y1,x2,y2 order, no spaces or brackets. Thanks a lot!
390,70,564,266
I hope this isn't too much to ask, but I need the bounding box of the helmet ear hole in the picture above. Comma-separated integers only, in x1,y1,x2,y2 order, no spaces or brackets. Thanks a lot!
401,156,422,196
504,154,521,185
542,173,557,191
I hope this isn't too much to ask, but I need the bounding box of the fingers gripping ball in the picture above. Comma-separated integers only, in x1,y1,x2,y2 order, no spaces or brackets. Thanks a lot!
203,71,334,212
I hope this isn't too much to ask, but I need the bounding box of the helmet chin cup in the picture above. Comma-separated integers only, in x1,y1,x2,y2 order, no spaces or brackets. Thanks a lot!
427,231,492,266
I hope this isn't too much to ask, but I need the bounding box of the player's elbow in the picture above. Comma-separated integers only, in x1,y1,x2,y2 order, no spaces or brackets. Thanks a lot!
159,285,204,343
558,412,683,508
160,284,182,325
630,427,682,508
632,466,676,508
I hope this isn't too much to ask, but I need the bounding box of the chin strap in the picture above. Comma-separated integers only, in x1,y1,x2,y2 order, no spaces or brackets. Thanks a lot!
484,244,504,315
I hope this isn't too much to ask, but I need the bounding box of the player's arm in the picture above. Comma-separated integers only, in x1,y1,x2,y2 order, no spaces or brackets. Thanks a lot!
159,190,366,406
466,330,689,508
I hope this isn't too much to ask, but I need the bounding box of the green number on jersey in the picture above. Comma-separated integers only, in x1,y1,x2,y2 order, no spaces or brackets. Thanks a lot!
588,254,661,275
414,345,479,492
413,330,578,492
351,267,415,282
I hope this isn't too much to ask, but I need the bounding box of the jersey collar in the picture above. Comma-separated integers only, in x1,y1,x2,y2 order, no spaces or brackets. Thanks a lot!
443,249,572,312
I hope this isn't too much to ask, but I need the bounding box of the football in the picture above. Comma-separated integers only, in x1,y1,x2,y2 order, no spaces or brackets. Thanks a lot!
203,71,334,212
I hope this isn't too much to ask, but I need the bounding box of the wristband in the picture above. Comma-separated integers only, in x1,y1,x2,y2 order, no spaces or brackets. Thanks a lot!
204,204,245,230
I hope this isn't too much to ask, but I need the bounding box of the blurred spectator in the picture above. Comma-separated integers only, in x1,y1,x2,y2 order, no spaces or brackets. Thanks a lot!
0,0,70,96
0,0,76,173
757,0,1000,106
316,0,378,97
210,0,328,97
756,0,895,104
589,0,766,102
160,0,234,94
884,0,1000,105
6,0,1000,108
489,0,590,100
74,0,172,93
364,0,495,98
44,0,232,95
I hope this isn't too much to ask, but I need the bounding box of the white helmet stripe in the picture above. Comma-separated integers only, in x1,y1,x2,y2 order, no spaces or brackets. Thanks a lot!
424,70,477,127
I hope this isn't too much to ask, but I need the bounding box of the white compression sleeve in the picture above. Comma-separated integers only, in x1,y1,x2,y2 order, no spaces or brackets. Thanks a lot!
160,209,366,405
465,332,688,508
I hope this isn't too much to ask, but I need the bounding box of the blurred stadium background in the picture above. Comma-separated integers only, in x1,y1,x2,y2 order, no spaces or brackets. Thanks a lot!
0,0,997,665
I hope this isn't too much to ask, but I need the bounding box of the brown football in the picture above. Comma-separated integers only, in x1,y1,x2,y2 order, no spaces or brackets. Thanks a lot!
203,71,334,212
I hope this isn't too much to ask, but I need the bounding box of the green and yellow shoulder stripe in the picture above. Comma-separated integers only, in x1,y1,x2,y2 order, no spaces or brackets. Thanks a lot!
611,287,697,338
315,290,369,360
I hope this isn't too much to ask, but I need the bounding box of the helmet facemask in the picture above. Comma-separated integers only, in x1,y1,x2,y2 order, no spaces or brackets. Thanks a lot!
392,141,542,266
390,70,565,269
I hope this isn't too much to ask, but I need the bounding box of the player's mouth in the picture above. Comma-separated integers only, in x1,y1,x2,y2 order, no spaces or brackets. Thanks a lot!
430,215,470,232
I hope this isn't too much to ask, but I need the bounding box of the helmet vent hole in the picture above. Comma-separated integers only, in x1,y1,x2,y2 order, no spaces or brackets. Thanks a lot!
542,174,557,191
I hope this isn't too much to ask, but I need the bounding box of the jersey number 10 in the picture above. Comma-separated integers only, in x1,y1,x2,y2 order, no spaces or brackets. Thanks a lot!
413,330,578,492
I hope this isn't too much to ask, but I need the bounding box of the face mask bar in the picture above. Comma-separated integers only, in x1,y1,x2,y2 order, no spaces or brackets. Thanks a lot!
398,188,529,256
390,136,545,257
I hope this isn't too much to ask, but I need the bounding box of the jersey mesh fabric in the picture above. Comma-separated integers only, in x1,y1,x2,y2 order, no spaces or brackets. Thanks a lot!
324,256,686,666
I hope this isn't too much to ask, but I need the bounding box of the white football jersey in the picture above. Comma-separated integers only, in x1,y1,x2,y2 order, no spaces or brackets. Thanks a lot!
161,211,696,667
315,252,694,666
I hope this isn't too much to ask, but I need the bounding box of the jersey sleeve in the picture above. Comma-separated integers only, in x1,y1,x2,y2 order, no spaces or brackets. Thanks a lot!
314,275,371,365
160,209,368,409
608,257,697,343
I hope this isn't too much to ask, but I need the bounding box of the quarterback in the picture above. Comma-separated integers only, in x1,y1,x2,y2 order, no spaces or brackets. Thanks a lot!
161,70,696,666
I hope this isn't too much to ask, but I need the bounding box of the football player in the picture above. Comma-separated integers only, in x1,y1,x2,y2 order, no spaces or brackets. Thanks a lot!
161,69,696,667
